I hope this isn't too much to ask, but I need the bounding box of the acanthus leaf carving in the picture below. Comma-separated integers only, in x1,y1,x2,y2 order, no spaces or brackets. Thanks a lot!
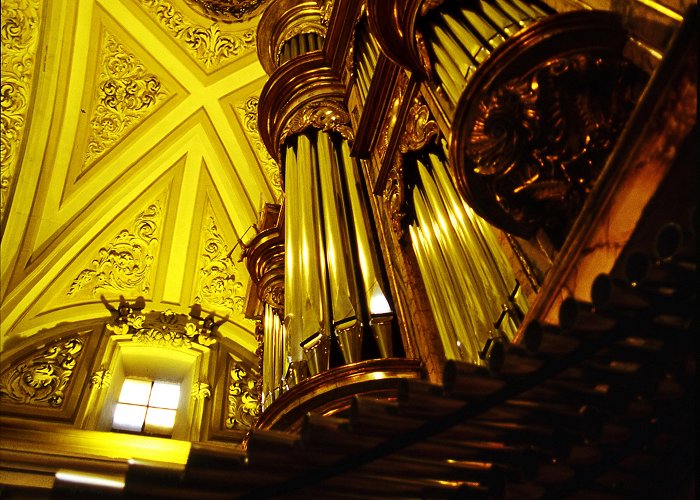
68,203,162,297
184,0,268,22
191,381,211,400
141,0,256,70
0,336,85,408
237,97,282,197
84,33,168,167
225,361,260,429
0,0,42,219
383,155,406,239
399,98,439,154
194,216,246,314
280,100,354,146
90,369,112,389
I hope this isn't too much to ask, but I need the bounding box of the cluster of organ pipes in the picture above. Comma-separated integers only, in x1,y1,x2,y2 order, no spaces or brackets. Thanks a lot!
353,21,381,104
278,32,324,66
423,0,549,106
409,141,528,364
261,303,286,408
283,130,392,379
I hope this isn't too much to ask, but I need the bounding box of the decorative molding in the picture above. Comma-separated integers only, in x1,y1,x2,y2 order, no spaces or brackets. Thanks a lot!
141,0,256,70
280,100,353,145
184,0,268,22
89,369,112,389
84,33,168,167
377,71,409,164
236,97,282,197
191,381,211,400
225,361,260,429
318,0,334,26
398,98,439,154
194,216,246,314
383,96,438,239
69,202,162,296
0,0,42,220
0,337,85,408
106,307,218,349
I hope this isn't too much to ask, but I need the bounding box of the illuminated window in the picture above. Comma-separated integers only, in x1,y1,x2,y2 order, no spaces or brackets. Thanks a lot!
112,378,180,436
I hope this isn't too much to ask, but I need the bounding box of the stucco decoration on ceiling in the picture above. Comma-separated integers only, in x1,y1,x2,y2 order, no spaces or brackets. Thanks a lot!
84,32,169,168
185,0,268,23
141,0,256,70
194,215,246,315
0,0,42,220
68,202,162,297
106,308,218,349
237,96,281,197
225,358,260,429
0,335,84,408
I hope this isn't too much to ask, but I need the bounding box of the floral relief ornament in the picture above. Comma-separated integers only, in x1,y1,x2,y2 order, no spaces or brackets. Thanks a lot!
0,0,42,219
0,337,84,408
225,362,260,429
237,97,282,197
195,217,246,314
141,0,256,69
68,203,161,297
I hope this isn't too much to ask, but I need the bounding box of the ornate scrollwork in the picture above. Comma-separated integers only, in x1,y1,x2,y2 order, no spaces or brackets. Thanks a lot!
141,0,255,69
377,71,409,164
318,0,334,26
184,0,268,22
84,33,168,167
383,96,439,239
237,97,282,197
194,217,246,314
1,0,41,219
399,98,439,154
69,203,161,296
90,369,112,389
462,54,642,239
191,381,211,400
106,308,218,349
225,361,260,429
280,101,354,145
0,337,84,408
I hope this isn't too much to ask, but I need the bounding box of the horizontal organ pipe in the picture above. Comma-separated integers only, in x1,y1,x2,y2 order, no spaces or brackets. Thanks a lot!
425,0,547,108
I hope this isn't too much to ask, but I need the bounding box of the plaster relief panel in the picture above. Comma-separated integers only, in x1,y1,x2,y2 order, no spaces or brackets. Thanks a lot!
0,0,42,220
141,0,256,71
83,31,169,169
68,202,162,298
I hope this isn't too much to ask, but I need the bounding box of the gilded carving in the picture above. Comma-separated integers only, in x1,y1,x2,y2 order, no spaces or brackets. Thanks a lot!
236,97,282,197
84,33,168,167
225,361,260,429
106,308,218,349
194,217,246,314
398,98,439,154
141,0,256,70
280,101,354,146
383,96,438,239
184,0,268,22
191,381,211,400
318,0,335,26
463,54,642,238
0,337,84,408
90,369,112,389
69,203,161,296
0,0,42,219
377,71,409,164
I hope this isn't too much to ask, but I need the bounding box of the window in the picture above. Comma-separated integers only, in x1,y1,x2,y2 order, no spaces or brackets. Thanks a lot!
112,378,180,436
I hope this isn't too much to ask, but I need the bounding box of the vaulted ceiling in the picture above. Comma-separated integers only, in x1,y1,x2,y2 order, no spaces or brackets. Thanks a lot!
1,0,279,356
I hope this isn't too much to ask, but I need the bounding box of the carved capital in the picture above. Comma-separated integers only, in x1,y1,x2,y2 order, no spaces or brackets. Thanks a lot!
280,100,354,145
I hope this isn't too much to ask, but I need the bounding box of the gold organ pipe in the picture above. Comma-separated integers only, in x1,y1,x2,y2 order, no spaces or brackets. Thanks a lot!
496,0,533,24
412,190,481,363
356,50,370,99
338,141,392,316
430,41,463,106
290,36,300,58
409,225,460,360
358,47,374,95
281,42,292,65
458,7,504,50
284,141,303,362
416,160,495,347
298,133,330,344
440,11,484,64
432,23,474,81
262,304,272,407
479,0,519,36
299,33,308,54
317,132,359,324
490,0,527,28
